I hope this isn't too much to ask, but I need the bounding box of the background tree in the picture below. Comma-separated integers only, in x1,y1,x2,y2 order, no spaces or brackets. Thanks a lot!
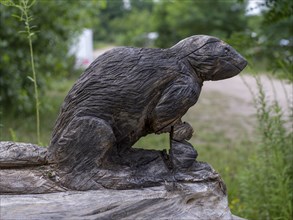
0,0,103,115
260,0,293,79
152,0,248,48
93,0,126,43
94,0,155,47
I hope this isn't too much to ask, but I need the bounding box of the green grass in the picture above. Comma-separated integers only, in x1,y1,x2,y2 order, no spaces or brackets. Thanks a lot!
1,78,75,145
235,78,293,219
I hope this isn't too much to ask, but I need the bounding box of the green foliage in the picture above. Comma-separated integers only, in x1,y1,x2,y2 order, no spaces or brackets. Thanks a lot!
245,0,293,80
0,0,102,115
92,0,291,81
264,0,293,24
94,0,155,47
2,78,74,144
152,0,247,48
94,0,249,49
236,78,293,219
110,9,154,47
93,0,126,43
4,0,41,144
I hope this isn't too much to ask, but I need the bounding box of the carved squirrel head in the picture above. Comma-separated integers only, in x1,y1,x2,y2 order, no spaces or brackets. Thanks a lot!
171,35,247,81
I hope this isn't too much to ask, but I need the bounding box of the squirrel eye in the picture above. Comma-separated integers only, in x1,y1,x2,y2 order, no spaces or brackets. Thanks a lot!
224,48,230,54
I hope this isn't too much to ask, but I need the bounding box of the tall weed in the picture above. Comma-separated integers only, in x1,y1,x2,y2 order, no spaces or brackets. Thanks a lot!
2,0,41,144
237,77,293,219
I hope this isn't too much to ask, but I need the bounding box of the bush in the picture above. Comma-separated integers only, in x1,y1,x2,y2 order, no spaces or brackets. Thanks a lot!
236,77,293,219
0,0,101,115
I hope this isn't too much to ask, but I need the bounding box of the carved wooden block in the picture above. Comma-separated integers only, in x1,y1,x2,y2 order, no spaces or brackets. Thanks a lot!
1,35,247,193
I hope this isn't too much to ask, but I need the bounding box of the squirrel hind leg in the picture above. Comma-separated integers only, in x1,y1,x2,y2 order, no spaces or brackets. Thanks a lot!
48,116,116,171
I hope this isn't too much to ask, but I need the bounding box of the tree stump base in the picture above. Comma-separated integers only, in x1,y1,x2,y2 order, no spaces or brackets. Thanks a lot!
0,141,245,219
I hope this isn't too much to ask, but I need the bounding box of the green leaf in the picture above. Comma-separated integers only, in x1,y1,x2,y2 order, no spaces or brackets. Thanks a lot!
12,14,22,20
0,0,14,6
18,30,26,34
27,76,35,83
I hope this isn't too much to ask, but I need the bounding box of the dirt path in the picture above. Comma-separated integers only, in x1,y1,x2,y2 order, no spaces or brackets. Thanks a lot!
194,74,292,139
203,74,292,116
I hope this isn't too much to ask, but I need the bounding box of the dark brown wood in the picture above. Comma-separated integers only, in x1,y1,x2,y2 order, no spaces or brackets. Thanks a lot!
46,35,246,190
1,35,247,193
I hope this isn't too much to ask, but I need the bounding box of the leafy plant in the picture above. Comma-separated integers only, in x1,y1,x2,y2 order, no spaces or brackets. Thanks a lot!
244,0,293,81
236,77,293,219
0,0,102,116
2,0,41,143
152,0,248,48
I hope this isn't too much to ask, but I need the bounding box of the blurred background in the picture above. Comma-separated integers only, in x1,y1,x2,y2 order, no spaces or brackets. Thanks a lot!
0,0,292,219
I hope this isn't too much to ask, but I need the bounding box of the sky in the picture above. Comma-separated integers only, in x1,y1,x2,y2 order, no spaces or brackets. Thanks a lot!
246,0,266,16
